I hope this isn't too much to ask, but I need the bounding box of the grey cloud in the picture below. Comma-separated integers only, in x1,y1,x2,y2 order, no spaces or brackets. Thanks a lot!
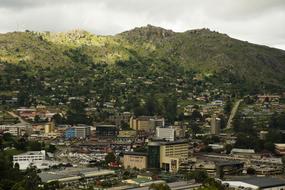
0,0,284,50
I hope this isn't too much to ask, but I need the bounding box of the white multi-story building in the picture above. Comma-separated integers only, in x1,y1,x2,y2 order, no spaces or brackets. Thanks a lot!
13,150,46,162
13,150,57,170
156,127,175,141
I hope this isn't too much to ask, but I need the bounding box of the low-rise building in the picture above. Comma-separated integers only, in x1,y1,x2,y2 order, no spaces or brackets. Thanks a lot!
118,130,136,138
65,125,91,139
156,127,175,141
222,176,285,190
38,168,115,183
275,143,285,155
130,116,164,131
147,139,189,172
231,148,255,156
44,122,54,134
95,124,118,138
160,140,189,172
108,112,132,126
0,123,31,137
13,150,57,170
123,152,148,170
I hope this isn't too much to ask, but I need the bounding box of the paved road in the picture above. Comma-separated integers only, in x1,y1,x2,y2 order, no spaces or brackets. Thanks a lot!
226,99,243,129
7,111,29,125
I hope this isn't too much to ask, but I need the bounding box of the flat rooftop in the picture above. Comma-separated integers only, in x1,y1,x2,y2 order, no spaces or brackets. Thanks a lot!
124,152,148,156
95,125,117,128
15,150,45,156
39,168,115,183
227,176,285,188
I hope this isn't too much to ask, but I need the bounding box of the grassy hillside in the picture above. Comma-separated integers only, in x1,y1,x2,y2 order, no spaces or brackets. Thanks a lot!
0,25,285,89
0,30,132,68
118,26,285,86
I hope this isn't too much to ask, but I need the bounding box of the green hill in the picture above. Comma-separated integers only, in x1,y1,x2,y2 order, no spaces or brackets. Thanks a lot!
0,25,285,91
118,25,285,86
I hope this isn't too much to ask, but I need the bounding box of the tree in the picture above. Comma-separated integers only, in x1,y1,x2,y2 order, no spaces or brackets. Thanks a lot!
11,182,25,190
144,96,157,116
264,141,275,152
198,178,225,190
224,100,232,115
14,137,28,151
186,170,209,183
233,115,256,136
246,167,256,175
23,166,41,190
122,170,131,180
29,141,42,151
52,113,66,125
66,99,92,125
34,115,41,123
269,112,285,130
234,134,260,150
218,114,226,129
244,96,255,104
281,156,285,169
105,152,116,164
43,181,59,190
149,183,170,190
121,121,131,130
163,96,177,123
133,146,147,153
17,90,31,107
191,110,203,121
46,144,56,153
190,122,201,135
0,138,3,151
14,163,20,170
3,133,14,142
225,144,233,154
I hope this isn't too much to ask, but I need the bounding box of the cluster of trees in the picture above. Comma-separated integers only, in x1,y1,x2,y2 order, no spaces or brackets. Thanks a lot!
149,183,170,190
129,95,178,123
0,56,235,125
232,111,285,152
52,99,92,125
180,170,225,190
0,150,59,190
269,112,285,130
0,133,59,190
65,99,93,125
223,100,232,115
1,133,56,153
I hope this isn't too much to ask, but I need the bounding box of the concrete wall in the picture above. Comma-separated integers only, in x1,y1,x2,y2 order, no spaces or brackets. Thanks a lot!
123,154,147,170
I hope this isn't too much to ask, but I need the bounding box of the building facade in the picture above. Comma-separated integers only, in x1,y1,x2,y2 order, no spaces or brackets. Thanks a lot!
65,125,91,139
130,116,165,131
160,140,189,172
275,144,285,155
123,152,148,170
156,127,175,141
211,116,221,135
13,150,47,170
95,124,118,138
147,140,189,172
148,141,161,169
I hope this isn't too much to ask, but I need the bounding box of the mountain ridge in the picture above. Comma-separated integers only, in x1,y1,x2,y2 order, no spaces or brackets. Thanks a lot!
0,25,285,90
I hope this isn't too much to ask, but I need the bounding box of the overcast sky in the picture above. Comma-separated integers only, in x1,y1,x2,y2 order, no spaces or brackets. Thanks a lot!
0,0,285,50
